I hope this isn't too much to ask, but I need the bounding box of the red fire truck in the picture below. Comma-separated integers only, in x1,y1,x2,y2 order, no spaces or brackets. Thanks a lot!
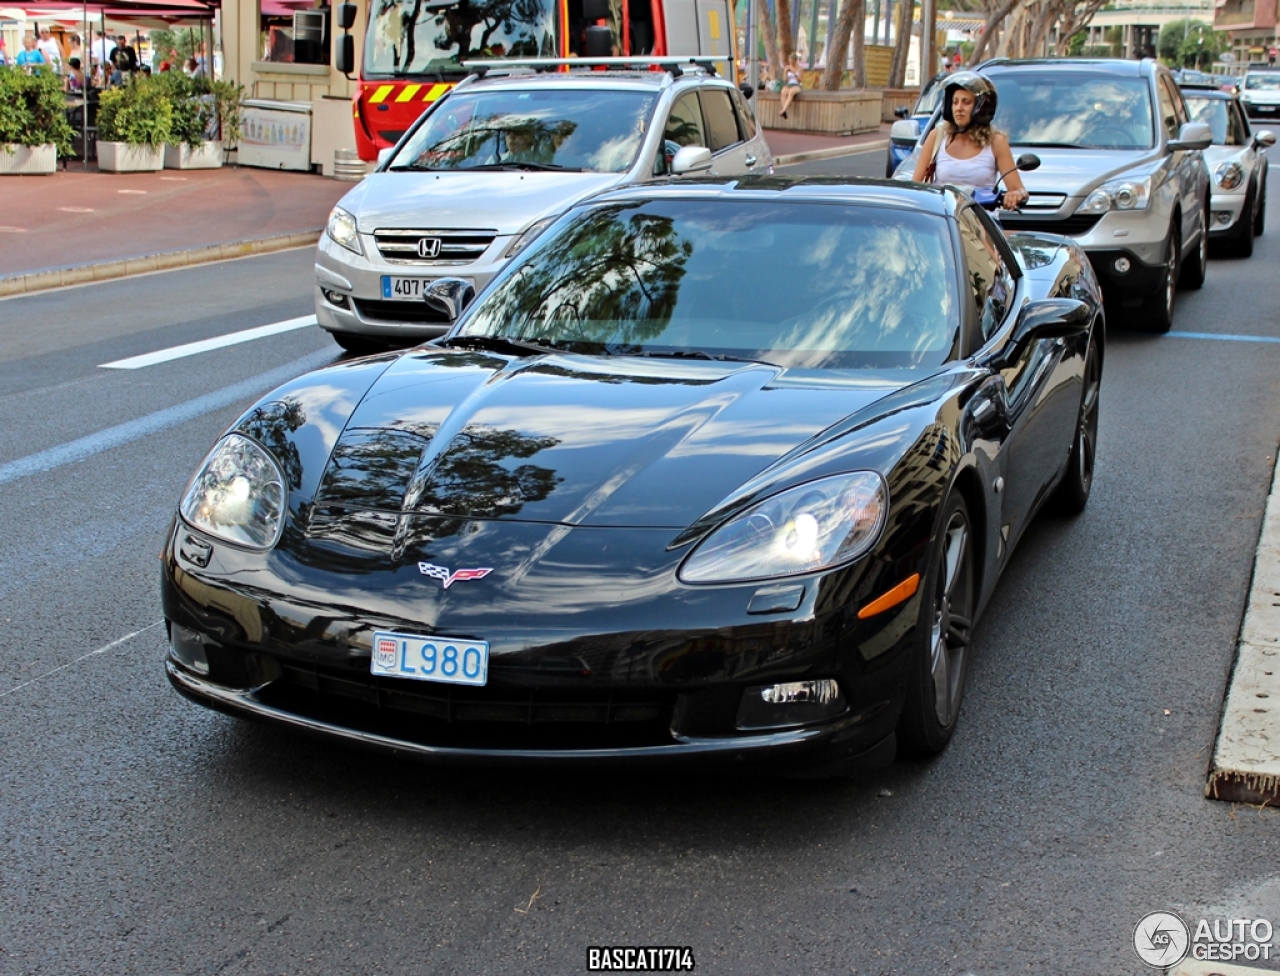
339,0,739,160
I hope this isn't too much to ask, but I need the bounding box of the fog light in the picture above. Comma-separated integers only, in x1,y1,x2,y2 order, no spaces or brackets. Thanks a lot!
170,624,210,675
1215,211,1233,226
322,289,350,309
735,679,846,730
1112,257,1131,274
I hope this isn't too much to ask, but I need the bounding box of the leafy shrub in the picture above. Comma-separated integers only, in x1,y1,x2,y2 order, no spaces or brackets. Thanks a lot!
0,65,75,155
97,76,174,146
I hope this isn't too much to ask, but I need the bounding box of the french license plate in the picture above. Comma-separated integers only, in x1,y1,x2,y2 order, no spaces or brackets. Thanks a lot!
371,631,489,686
381,276,433,299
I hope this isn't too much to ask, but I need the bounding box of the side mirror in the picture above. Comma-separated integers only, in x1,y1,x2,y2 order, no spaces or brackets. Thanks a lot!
894,106,910,119
739,82,755,100
1256,130,1277,148
1169,121,1212,151
376,146,395,168
890,119,921,143
337,2,357,29
335,33,354,75
1015,153,1040,172
994,299,1090,368
423,278,475,320
671,145,712,175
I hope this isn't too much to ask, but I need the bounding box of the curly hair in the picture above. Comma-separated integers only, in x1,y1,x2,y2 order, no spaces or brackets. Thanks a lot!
936,119,996,149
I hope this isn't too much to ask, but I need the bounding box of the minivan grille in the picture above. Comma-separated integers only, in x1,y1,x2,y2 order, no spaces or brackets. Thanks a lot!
373,228,498,265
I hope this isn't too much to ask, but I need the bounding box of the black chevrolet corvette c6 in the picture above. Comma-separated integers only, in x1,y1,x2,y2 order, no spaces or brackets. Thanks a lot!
162,178,1104,773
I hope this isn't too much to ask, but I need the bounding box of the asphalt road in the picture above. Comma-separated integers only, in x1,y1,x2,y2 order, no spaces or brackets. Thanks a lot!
2,151,1280,976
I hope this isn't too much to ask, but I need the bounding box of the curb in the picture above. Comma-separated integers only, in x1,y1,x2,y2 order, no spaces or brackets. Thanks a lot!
774,139,889,166
0,230,322,300
1206,452,1280,805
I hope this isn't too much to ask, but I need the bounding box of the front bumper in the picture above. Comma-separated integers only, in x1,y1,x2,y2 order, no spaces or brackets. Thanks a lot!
1207,188,1248,236
314,232,513,341
1241,99,1280,118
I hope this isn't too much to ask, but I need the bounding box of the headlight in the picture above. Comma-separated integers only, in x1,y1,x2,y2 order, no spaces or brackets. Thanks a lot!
503,215,558,259
679,472,887,584
1077,175,1152,215
180,434,287,550
326,206,362,255
1215,161,1245,190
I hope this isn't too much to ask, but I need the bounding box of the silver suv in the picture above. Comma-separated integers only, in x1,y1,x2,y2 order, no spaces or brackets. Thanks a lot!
315,63,772,353
895,58,1211,331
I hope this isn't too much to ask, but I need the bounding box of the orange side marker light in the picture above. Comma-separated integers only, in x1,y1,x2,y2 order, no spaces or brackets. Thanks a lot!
857,573,921,620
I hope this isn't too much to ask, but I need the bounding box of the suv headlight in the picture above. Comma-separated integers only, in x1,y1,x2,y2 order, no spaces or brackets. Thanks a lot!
180,434,287,550
326,206,362,256
679,472,887,584
1077,175,1152,215
1215,161,1244,190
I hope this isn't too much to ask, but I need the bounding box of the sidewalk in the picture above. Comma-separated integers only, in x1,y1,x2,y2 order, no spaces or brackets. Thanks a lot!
0,125,890,297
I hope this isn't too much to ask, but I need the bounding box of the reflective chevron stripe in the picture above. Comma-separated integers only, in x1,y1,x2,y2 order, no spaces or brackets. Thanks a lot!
395,84,421,102
425,83,450,101
367,84,395,103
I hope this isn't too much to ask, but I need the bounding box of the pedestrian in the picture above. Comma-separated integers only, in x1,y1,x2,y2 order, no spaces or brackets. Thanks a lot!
779,53,802,119
0,39,7,66
109,34,138,75
37,28,63,73
183,57,198,76
15,35,48,71
90,30,110,67
913,72,1028,210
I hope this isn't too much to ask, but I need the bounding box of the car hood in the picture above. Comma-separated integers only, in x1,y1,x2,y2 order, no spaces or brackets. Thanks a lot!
1011,147,1164,197
304,350,917,529
340,171,621,234
1202,144,1250,169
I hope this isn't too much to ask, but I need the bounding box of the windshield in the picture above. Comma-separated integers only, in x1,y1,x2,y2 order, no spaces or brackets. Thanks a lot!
1184,96,1244,145
986,70,1155,149
390,89,657,172
915,75,945,115
458,200,960,370
1245,73,1280,90
365,0,556,78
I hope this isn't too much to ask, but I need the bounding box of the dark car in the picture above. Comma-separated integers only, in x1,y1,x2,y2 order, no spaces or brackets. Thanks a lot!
163,178,1105,775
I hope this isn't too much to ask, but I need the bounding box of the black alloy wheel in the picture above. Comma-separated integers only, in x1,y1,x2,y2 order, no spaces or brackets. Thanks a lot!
1049,336,1101,515
1179,203,1208,289
897,493,975,758
1144,224,1179,333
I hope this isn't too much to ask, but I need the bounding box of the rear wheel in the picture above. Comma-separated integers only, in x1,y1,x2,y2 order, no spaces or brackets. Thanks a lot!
1142,225,1179,333
897,493,975,758
1178,204,1208,289
1048,336,1101,516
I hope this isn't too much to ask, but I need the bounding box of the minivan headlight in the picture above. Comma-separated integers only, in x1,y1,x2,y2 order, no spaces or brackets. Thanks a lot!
1215,161,1244,190
326,206,362,255
1078,175,1152,215
180,434,287,550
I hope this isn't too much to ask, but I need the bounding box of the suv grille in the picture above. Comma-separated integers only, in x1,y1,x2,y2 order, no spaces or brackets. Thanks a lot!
999,213,1103,236
373,228,498,265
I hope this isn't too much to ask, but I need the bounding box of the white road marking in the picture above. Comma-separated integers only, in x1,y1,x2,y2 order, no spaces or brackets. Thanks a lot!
0,621,163,699
99,315,318,369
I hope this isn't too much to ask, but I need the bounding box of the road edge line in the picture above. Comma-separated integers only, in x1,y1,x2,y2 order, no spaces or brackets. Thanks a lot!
1206,452,1280,804
774,139,889,166
0,230,322,300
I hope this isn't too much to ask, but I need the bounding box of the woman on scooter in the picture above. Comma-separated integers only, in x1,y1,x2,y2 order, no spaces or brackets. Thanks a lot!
913,73,1029,210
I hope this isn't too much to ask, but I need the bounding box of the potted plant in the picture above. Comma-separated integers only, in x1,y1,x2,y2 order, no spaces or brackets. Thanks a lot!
96,76,173,172
160,74,222,169
0,65,74,175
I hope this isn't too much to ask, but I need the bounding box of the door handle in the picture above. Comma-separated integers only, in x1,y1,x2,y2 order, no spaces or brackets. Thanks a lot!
745,155,758,167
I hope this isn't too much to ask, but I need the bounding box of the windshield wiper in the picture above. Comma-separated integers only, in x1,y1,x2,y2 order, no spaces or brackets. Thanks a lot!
1016,141,1093,149
388,163,441,172
436,334,562,356
464,162,583,172
635,349,770,365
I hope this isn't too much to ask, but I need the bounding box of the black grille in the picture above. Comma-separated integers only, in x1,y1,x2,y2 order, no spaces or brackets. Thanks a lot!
999,213,1103,236
353,299,453,324
373,228,498,264
263,662,679,750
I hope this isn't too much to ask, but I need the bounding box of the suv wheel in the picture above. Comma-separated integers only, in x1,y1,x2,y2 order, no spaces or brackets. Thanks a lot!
1144,224,1179,333
1179,203,1208,289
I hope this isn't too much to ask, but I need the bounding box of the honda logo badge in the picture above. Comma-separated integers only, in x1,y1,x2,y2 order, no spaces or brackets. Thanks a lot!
417,237,442,258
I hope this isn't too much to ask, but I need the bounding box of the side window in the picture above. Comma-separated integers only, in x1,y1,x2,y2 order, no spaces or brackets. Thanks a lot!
958,208,1014,342
700,89,742,152
655,92,706,175
1157,77,1181,141
1230,101,1249,146
732,88,758,141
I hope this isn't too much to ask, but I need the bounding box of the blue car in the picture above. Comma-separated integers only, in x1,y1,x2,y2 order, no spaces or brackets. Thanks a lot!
887,73,946,177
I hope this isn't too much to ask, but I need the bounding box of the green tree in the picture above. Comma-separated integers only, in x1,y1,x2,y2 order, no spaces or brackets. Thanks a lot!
1157,19,1219,66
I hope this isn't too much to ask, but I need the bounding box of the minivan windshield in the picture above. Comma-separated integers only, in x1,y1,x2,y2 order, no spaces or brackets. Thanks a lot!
986,70,1156,149
390,89,658,173
458,200,960,370
1244,73,1280,90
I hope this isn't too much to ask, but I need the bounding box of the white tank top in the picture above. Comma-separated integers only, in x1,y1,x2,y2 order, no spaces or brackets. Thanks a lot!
934,139,998,189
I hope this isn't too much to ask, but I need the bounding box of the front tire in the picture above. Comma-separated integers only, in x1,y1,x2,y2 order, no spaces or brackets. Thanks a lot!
1141,225,1179,333
897,493,975,758
1230,187,1256,257
1048,335,1101,516
1255,179,1267,236
1179,203,1208,289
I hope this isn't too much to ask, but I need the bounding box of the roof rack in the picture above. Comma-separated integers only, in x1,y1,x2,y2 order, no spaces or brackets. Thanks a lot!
461,56,728,79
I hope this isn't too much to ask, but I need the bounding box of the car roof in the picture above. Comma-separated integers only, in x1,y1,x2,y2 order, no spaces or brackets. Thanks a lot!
458,69,727,93
980,57,1148,78
580,176,955,216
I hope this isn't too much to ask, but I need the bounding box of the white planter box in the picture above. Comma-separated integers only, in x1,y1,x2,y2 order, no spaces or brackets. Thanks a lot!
163,141,224,169
0,143,57,175
97,141,164,172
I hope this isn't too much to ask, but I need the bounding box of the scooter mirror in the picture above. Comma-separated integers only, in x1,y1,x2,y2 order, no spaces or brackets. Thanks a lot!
1016,153,1041,172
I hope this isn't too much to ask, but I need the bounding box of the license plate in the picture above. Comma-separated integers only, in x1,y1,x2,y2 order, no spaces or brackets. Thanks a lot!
381,276,433,299
371,631,489,686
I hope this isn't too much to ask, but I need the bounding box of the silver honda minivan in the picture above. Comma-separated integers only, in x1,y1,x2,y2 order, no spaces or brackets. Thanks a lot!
315,64,772,353
894,58,1212,331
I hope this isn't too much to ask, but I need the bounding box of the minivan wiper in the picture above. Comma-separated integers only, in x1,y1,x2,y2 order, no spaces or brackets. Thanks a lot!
464,161,583,172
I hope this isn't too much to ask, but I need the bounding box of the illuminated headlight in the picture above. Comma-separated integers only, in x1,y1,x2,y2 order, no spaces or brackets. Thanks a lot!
679,472,887,584
1215,161,1245,190
180,434,286,550
326,206,362,255
503,215,558,259
1078,176,1151,215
